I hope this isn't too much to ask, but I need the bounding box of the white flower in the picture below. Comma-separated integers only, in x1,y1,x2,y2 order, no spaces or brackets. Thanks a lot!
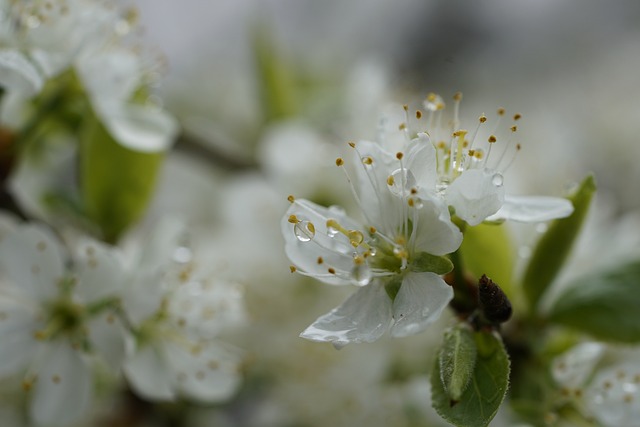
0,223,124,426
0,0,178,152
552,342,640,426
379,94,573,226
283,138,462,348
120,218,245,402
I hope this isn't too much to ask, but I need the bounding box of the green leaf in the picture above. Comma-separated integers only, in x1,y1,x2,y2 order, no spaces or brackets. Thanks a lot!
410,252,454,275
439,326,477,403
522,175,596,310
548,261,640,343
80,107,163,243
431,330,510,427
459,223,515,299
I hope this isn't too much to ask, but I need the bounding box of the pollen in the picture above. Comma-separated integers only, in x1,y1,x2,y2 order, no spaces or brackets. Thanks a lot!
289,265,297,273
336,158,344,166
287,195,295,203
288,214,300,224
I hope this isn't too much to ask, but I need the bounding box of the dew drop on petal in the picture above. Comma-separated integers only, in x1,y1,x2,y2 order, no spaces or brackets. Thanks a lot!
388,168,417,197
294,220,315,242
413,198,424,209
327,224,339,238
492,173,504,187
368,247,377,257
351,263,372,286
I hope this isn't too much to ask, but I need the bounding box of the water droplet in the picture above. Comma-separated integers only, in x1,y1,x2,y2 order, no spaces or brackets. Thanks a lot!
368,247,377,257
491,173,504,187
327,224,339,237
412,198,424,209
351,264,372,286
347,230,364,247
294,221,315,242
388,168,417,197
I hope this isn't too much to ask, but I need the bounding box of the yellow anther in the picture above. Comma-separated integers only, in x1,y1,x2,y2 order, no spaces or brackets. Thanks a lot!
362,156,373,165
468,149,475,156
479,115,487,123
474,151,484,159
289,265,296,273
348,141,356,148
317,257,324,264
369,226,377,234
403,104,409,111
513,113,522,121
510,125,518,132
488,135,497,143
396,152,404,160
353,255,365,265
415,110,423,119
336,158,344,166
516,143,522,150
387,175,395,186
462,140,469,148
288,215,300,224
347,230,364,247
306,222,316,234
497,108,505,116
437,141,447,149
328,268,336,274
398,123,407,131
453,92,462,101
287,195,295,203
426,92,437,102
410,188,418,194
408,198,415,207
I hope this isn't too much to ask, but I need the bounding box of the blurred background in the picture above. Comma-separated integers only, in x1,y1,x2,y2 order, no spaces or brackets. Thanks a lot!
112,0,640,425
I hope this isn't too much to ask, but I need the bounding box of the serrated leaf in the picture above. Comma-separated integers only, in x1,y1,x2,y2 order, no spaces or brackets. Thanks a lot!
459,223,515,299
410,252,454,275
431,331,510,427
522,175,596,310
79,106,163,243
548,261,640,343
439,326,477,403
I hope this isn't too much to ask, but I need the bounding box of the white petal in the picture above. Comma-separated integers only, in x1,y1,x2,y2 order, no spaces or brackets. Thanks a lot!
121,268,164,327
124,342,175,401
134,217,187,272
86,312,127,372
0,49,44,96
300,283,392,347
447,169,505,226
77,48,140,102
282,200,360,286
98,103,179,153
164,340,242,402
412,198,463,256
551,342,605,389
486,195,574,223
405,134,438,189
585,363,640,427
74,238,124,303
390,272,453,338
0,225,65,302
0,298,41,377
31,341,92,427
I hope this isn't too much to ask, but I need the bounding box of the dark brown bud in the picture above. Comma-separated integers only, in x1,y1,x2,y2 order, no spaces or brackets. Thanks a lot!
478,274,512,324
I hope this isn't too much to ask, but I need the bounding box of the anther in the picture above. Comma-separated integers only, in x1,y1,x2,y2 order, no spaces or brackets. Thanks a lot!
387,175,395,186
510,125,518,132
497,108,505,116
488,135,497,143
317,257,324,264
513,113,522,121
479,115,487,123
398,123,406,131
416,110,423,119
328,268,336,274
288,215,300,224
348,141,356,148
453,92,462,101
362,156,373,165
287,195,295,203
369,226,377,234
403,104,409,111
289,265,296,273
336,158,344,166
396,152,404,160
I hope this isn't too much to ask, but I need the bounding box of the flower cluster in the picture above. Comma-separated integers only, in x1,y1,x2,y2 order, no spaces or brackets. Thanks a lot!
0,218,244,425
283,93,573,348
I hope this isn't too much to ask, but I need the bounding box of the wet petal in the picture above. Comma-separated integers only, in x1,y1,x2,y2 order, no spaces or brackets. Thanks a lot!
300,283,392,347
31,341,92,427
282,199,360,285
390,272,453,338
487,195,574,223
86,312,127,372
551,342,605,389
0,49,44,96
74,238,124,303
405,134,438,190
412,198,463,256
447,169,505,226
0,298,41,377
